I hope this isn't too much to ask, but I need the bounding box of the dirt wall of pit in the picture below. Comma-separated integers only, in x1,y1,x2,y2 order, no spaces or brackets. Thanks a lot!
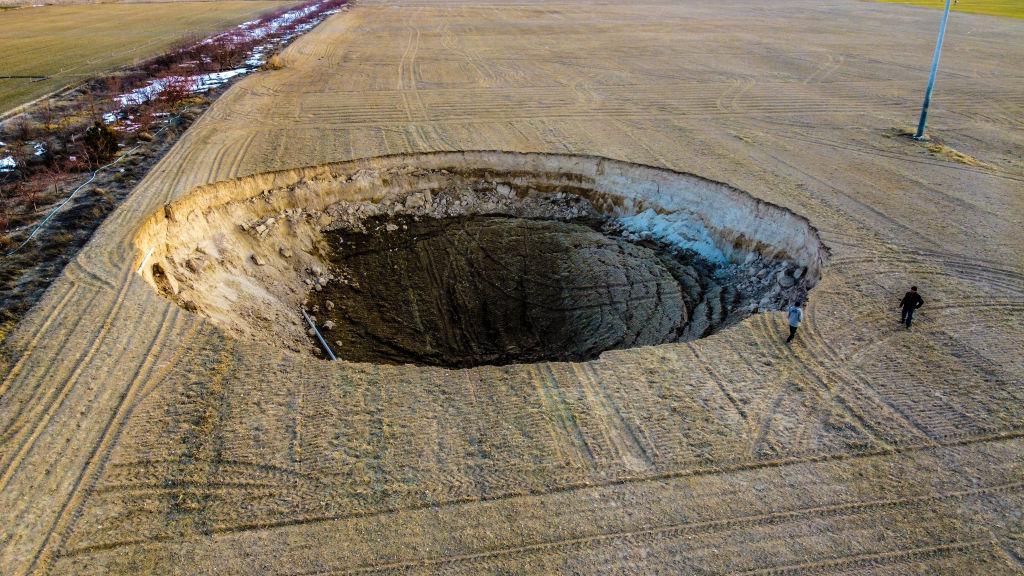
130,151,830,354
134,151,829,288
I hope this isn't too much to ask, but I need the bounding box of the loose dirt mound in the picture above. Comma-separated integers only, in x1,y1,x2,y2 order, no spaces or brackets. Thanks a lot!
135,151,828,361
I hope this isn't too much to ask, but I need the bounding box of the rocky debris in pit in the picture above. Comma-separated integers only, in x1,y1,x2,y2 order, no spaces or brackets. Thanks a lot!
241,208,316,240
321,177,598,234
600,217,804,313
249,216,277,239
185,255,207,274
228,168,600,249
304,265,339,292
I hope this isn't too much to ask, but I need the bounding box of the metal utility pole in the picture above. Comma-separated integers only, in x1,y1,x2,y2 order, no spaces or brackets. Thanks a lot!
914,0,953,140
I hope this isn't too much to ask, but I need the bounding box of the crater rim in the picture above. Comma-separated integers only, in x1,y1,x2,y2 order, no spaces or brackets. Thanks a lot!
133,151,830,366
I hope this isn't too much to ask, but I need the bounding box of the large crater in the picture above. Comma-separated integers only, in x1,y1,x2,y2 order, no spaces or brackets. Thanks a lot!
134,152,828,366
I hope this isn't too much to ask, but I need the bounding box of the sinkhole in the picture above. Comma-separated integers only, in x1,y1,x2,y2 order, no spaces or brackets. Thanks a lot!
134,151,828,367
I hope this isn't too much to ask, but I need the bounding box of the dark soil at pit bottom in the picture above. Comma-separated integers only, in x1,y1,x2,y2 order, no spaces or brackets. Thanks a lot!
309,215,734,367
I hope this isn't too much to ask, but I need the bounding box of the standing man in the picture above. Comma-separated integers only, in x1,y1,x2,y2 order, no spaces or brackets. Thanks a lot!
899,286,925,329
786,300,803,343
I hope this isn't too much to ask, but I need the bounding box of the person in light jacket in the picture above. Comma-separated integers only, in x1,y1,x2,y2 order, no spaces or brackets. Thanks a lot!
786,300,804,343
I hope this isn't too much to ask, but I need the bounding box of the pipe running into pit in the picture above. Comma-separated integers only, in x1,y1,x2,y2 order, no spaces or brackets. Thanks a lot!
302,309,337,361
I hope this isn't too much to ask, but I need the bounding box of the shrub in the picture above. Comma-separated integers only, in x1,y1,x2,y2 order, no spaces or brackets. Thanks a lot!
263,54,285,70
158,74,197,109
103,75,124,98
0,206,10,233
10,118,36,142
134,104,156,133
83,121,119,164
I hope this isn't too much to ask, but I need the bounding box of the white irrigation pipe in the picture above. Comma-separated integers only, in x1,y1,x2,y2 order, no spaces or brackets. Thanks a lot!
136,246,155,274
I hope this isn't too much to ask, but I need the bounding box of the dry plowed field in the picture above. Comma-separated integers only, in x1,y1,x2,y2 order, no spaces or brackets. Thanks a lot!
2,1,1023,574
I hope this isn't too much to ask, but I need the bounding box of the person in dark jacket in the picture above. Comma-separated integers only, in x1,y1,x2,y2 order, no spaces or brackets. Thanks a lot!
899,286,924,328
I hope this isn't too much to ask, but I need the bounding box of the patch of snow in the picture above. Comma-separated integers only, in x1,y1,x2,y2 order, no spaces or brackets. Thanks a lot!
104,1,341,119
0,141,6,148
0,155,16,172
117,85,157,107
115,68,250,107
245,48,267,67
34,142,46,157
232,3,322,42
194,68,249,91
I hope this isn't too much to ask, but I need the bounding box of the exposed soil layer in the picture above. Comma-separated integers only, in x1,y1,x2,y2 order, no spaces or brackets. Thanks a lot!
310,215,736,367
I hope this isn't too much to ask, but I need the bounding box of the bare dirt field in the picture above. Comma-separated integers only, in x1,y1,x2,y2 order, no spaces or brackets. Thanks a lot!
1,0,1023,574
0,0,297,113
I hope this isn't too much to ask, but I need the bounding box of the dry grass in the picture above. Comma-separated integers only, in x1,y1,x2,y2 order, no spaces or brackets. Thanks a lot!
874,0,1024,19
263,53,286,70
0,1,297,114
924,140,991,166
886,127,994,167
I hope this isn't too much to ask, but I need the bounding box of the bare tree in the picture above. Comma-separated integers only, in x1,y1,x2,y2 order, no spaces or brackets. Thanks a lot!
159,74,198,110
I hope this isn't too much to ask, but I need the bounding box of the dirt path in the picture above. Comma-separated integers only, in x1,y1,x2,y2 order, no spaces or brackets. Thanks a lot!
1,0,1022,574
